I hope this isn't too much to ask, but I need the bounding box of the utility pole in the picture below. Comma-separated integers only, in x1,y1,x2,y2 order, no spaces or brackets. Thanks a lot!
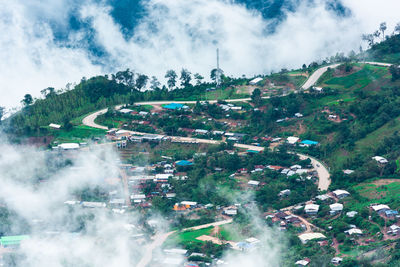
216,48,221,88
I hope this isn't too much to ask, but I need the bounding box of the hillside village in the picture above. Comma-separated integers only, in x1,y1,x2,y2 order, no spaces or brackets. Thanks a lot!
2,33,400,266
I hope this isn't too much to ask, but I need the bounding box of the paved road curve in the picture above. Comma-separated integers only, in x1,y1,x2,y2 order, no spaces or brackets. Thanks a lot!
297,153,331,191
301,64,340,90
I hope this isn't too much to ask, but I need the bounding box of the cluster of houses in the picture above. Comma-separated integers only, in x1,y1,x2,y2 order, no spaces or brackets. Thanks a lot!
285,136,319,147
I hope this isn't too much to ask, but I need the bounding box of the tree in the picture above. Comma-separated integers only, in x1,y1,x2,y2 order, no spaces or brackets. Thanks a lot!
40,87,55,98
379,22,387,40
302,64,307,70
362,33,375,47
180,68,192,88
394,22,400,35
389,65,400,81
149,76,160,90
165,70,177,89
251,88,262,106
21,94,33,106
136,74,149,91
113,69,135,87
194,73,204,86
0,106,5,123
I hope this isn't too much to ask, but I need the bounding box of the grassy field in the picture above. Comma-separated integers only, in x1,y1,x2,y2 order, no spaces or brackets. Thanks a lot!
164,227,213,247
50,125,106,143
322,64,388,91
354,116,400,155
349,179,400,210
163,223,244,248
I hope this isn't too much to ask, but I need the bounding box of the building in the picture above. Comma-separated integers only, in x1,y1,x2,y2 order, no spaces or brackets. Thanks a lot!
298,233,326,244
249,77,263,85
287,136,300,144
316,194,331,201
345,228,363,236
346,211,358,218
175,160,193,167
329,203,343,215
131,194,146,203
174,201,198,211
331,257,343,265
300,140,319,146
332,189,350,199
384,210,399,218
295,259,310,266
248,180,260,187
82,202,106,208
371,204,390,213
304,204,319,215
223,206,238,216
58,143,80,150
49,123,61,129
119,108,133,114
195,129,208,135
294,113,304,118
0,235,30,247
372,156,388,164
163,103,184,110
343,169,354,175
388,225,400,236
278,189,291,197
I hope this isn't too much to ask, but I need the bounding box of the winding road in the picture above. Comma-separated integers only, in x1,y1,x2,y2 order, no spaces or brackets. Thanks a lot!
301,64,340,89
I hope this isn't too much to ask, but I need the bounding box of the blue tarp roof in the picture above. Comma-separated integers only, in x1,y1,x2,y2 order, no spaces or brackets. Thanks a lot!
163,103,184,110
385,210,398,216
175,160,193,166
300,140,319,145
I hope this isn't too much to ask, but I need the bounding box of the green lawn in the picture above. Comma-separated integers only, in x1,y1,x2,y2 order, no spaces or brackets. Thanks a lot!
50,125,106,143
348,179,400,210
322,64,388,91
354,116,400,154
164,227,213,247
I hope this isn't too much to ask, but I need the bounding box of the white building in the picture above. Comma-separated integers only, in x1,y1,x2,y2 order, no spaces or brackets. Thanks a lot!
331,257,343,265
119,108,133,114
249,77,263,85
329,203,343,215
372,156,388,164
304,204,319,215
345,228,363,235
332,189,350,199
298,232,326,244
371,204,390,212
248,180,260,187
346,211,358,218
58,143,80,150
287,136,300,144
49,123,61,129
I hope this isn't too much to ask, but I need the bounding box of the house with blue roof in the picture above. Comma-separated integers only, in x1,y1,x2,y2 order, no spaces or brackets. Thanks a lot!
175,160,193,167
163,103,184,110
384,210,399,218
300,140,319,147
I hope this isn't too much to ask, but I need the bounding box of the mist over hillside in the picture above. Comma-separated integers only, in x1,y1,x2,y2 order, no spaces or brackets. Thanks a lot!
0,0,399,109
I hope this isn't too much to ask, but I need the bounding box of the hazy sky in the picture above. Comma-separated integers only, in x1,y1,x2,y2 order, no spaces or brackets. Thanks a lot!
0,0,399,109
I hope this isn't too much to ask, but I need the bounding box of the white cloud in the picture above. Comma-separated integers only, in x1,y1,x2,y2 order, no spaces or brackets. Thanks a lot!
0,1,101,109
1,0,399,110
